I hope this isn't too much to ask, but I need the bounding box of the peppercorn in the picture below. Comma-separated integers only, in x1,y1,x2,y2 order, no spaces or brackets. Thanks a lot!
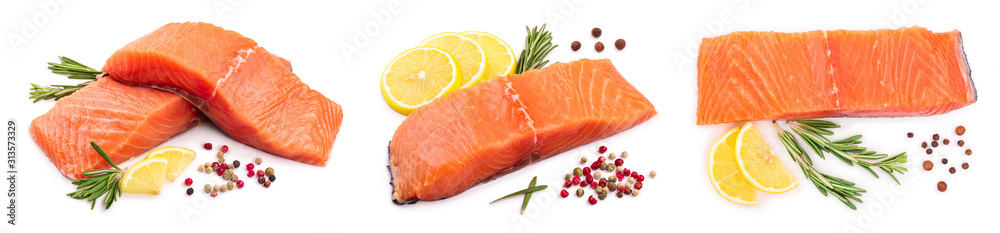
926,149,932,154
621,151,629,158
573,167,583,176
598,192,608,200
932,134,940,141
948,167,956,174
583,167,592,175
255,157,262,165
212,185,219,192
561,189,569,198
594,42,605,52
608,175,617,183
571,41,581,51
942,139,950,145
599,179,608,188
631,189,639,196
593,171,602,179
616,192,624,198
186,187,194,195
941,158,948,165
219,185,226,193
921,142,928,148
650,170,657,178
263,181,271,188
617,182,625,189
221,145,229,153
607,164,616,172
197,165,205,172
218,157,225,163
210,190,218,197
246,163,255,171
634,182,643,190
955,126,966,136
931,141,938,147
614,39,625,50
576,188,585,197
258,176,266,184
962,163,969,169
609,153,616,160
965,149,972,155
268,175,276,182
217,151,224,158
203,143,212,150
204,184,212,193
937,181,947,192
256,170,264,177
600,162,608,170
591,27,602,38
565,173,572,181
614,158,624,166
907,132,914,138
628,177,636,184
588,195,597,205
598,146,607,153
230,175,238,182
922,160,933,171
572,176,581,185
957,140,965,147
590,161,600,169
263,167,273,175
227,182,235,190
580,157,588,164
233,160,241,169
236,180,244,188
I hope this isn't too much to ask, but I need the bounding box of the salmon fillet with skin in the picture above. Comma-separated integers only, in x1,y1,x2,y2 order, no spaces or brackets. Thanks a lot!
103,22,343,166
30,78,200,180
697,27,975,125
389,59,656,203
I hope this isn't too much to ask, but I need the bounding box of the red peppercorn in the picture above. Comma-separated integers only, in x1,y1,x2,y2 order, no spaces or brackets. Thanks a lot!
599,179,608,187
221,145,229,153
564,181,572,188
614,158,624,166
246,163,255,171
634,182,643,190
256,170,265,177
580,180,588,187
623,168,631,176
210,190,218,197
583,167,592,175
263,181,271,188
211,162,220,168
572,176,581,185
203,143,213,150
590,181,598,189
216,168,225,176
598,146,607,153
598,156,606,163
637,175,645,182
561,189,569,198
588,195,597,205
247,170,255,177
630,171,639,179
236,180,245,188
616,173,624,181
220,163,228,170
618,186,626,193
590,161,600,169
585,175,594,184
184,178,193,186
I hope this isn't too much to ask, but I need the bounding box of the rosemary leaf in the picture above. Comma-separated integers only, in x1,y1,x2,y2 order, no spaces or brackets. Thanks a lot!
490,185,548,204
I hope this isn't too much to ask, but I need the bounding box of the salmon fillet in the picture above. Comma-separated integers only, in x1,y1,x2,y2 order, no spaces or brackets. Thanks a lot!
697,27,975,125
30,78,200,180
103,22,343,166
389,59,656,203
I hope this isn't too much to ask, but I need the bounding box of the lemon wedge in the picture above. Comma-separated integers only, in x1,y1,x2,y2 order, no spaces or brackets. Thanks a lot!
144,146,195,182
734,122,798,193
121,157,168,195
709,126,757,206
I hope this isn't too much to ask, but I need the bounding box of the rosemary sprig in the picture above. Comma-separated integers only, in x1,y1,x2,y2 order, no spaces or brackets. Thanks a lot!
514,24,557,74
787,120,908,184
774,122,866,210
490,179,548,205
30,56,103,102
520,176,537,214
67,142,123,210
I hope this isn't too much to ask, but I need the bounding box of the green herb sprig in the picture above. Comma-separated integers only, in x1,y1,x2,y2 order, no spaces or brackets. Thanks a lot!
787,120,908,184
773,120,908,210
67,142,123,210
490,176,547,215
514,24,557,74
30,56,103,102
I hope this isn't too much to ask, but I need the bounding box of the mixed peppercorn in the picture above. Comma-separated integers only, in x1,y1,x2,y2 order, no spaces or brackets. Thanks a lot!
186,143,278,197
561,146,655,205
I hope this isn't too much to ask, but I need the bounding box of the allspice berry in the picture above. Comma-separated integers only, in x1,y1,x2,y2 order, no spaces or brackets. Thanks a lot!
571,41,581,51
591,27,602,38
614,39,626,50
595,42,605,52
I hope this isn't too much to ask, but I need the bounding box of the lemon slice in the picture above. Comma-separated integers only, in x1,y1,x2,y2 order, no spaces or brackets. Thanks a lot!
419,32,486,89
735,122,798,193
381,47,463,115
460,31,516,83
121,157,168,195
144,146,195,182
709,126,757,206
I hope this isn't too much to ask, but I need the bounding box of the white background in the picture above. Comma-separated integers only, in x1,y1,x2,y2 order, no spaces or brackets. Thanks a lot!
1,0,998,232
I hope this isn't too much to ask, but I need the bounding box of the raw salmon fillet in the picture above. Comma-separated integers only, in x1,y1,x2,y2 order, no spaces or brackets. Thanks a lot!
103,22,343,166
30,78,200,180
389,59,656,203
697,27,975,125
